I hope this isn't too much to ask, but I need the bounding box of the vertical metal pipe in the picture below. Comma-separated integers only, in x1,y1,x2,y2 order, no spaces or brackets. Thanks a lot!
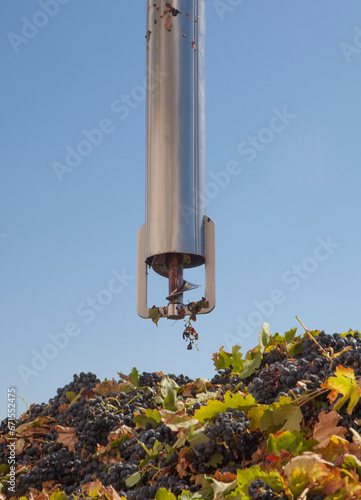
145,0,206,270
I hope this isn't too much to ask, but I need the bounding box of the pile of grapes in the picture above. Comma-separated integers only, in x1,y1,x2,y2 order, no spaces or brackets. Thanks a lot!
2,325,361,500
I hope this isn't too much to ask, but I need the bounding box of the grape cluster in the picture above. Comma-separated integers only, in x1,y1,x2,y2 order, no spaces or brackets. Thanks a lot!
17,448,89,496
192,408,260,473
211,367,242,393
245,331,361,404
248,479,285,500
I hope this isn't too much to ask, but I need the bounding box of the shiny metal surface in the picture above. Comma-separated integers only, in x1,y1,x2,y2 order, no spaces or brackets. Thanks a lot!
137,217,215,319
145,0,206,267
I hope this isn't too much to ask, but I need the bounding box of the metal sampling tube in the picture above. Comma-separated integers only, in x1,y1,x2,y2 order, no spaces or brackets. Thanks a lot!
137,0,214,320
145,0,206,275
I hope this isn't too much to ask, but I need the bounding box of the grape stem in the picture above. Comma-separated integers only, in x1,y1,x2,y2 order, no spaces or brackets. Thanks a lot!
19,395,30,411
295,315,332,362
295,315,308,331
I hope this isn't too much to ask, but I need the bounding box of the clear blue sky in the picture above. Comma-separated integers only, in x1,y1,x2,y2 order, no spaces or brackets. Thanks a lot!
1,1,361,419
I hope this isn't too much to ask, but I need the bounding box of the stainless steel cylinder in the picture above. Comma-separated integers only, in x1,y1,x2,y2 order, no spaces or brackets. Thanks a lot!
145,0,206,271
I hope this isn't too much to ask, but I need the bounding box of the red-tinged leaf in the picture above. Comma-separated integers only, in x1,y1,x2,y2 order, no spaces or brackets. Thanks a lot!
265,452,281,462
28,492,47,500
176,448,192,478
213,470,237,483
283,452,334,483
267,431,316,458
84,479,103,496
322,365,361,414
248,441,268,465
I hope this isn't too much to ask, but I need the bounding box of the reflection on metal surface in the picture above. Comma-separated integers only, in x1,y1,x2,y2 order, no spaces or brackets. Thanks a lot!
166,280,200,302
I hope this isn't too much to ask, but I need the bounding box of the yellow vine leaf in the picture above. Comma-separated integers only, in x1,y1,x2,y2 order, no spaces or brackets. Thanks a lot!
321,366,361,414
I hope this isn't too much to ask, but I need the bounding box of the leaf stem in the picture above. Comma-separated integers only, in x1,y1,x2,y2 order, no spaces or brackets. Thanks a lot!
295,315,308,332
19,395,30,411
295,316,332,361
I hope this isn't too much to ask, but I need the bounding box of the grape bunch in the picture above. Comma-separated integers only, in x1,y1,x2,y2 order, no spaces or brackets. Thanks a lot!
248,479,285,500
192,408,260,473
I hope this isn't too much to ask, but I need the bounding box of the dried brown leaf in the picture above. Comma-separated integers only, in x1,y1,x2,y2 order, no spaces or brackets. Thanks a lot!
55,425,78,453
313,410,348,448
108,425,134,444
15,438,28,454
58,403,69,412
42,481,62,495
213,470,237,483
106,485,123,500
93,379,126,396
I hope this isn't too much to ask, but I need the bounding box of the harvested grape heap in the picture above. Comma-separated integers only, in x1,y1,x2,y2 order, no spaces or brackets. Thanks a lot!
2,325,361,500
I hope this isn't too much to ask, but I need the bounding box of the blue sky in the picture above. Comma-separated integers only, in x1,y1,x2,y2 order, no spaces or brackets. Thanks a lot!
1,0,361,419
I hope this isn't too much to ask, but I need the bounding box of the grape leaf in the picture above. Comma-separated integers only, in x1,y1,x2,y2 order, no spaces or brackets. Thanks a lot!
129,367,140,387
66,391,76,402
148,306,160,326
50,493,67,500
283,452,336,496
93,379,125,396
205,451,223,468
267,430,317,457
284,327,297,345
278,403,303,432
248,405,272,432
160,375,179,397
322,366,361,414
313,410,348,448
155,488,177,500
84,480,103,497
288,339,303,356
212,345,244,373
185,426,210,448
134,408,162,428
248,397,302,433
259,322,271,352
55,425,78,453
208,475,238,497
240,352,262,379
125,471,144,488
163,389,178,411
162,414,198,432
227,465,286,499
194,392,256,423
283,452,334,480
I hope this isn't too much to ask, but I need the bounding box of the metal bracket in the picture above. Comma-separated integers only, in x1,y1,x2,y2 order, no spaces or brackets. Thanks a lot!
137,216,215,319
